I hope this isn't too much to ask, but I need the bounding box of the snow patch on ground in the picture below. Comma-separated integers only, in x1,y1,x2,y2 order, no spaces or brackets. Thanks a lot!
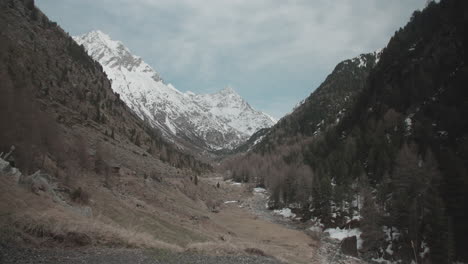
404,112,417,137
405,117,413,135
225,180,242,186
165,116,177,134
420,241,430,259
324,227,363,249
250,135,266,149
309,226,323,233
372,257,399,263
273,208,296,218
224,200,238,204
253,187,266,193
385,243,394,255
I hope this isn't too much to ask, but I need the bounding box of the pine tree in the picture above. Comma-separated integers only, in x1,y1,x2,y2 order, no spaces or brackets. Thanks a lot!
312,171,332,224
25,0,34,10
391,145,454,263
134,134,140,147
360,176,384,253
422,152,453,264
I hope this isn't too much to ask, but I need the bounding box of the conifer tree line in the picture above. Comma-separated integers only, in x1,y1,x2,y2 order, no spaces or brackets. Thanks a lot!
225,1,468,262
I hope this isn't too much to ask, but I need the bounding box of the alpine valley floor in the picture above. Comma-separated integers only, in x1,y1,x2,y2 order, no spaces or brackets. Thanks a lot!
0,167,363,264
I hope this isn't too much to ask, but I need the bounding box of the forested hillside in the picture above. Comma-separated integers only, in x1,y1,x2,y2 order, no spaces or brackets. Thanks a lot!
256,51,381,152
0,0,210,175
226,1,468,263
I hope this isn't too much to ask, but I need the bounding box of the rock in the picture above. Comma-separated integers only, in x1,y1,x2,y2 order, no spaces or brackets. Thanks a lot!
0,157,22,183
31,175,50,194
9,168,22,183
18,170,62,202
341,236,358,257
19,170,52,195
0,158,11,172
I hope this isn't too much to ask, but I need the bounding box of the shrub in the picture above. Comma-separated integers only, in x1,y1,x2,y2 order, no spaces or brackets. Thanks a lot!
244,248,266,256
70,187,90,204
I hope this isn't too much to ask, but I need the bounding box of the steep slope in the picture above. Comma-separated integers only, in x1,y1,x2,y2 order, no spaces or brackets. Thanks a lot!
74,31,276,151
230,51,380,155
227,1,468,263
252,51,381,153
0,0,215,254
0,0,210,183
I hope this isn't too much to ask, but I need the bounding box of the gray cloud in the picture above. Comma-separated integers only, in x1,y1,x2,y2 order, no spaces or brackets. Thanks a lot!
37,0,426,118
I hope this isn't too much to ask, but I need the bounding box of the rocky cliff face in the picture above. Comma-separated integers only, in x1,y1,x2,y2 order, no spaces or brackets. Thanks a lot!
74,31,276,151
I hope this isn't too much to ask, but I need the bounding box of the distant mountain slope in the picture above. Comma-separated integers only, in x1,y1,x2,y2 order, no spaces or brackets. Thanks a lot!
252,51,381,153
74,31,276,151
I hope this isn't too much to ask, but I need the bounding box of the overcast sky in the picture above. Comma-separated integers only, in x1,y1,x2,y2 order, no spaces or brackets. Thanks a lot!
37,0,426,119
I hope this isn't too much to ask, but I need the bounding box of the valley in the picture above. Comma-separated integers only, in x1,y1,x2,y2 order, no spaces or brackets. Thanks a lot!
1,0,468,264
1,160,353,264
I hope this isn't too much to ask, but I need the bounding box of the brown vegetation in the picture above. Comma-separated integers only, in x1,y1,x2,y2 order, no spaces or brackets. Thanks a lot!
223,140,314,209
70,187,90,205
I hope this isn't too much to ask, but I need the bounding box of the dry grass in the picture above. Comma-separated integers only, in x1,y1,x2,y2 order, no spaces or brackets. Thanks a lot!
70,187,90,204
11,209,182,251
0,176,182,251
1,157,323,264
244,247,267,256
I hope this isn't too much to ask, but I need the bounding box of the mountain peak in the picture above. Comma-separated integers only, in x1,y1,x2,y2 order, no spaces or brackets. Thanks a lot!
86,30,110,40
220,86,236,94
76,31,276,150
215,86,242,99
76,30,123,51
74,31,162,81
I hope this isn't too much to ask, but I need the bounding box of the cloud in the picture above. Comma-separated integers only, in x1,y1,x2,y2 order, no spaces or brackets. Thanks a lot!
37,0,426,118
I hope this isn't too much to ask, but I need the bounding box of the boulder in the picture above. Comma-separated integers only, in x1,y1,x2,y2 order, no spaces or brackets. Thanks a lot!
1,157,22,183
0,158,11,172
19,170,52,195
341,236,358,257
9,168,22,183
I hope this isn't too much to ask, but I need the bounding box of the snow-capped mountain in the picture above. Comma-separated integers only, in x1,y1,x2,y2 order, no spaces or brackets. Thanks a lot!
73,30,276,150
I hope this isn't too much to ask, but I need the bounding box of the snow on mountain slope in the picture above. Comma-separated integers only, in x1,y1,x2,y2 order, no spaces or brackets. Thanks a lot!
73,30,276,150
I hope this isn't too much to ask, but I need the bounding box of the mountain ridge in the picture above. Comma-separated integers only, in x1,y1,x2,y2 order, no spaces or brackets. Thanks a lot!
73,30,276,151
